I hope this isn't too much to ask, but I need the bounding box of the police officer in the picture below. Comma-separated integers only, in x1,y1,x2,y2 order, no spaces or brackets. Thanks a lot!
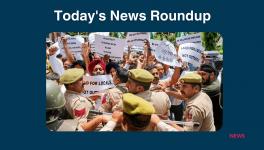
46,79,83,131
59,68,94,123
99,68,128,113
121,93,156,131
100,93,178,131
126,69,171,119
179,73,215,131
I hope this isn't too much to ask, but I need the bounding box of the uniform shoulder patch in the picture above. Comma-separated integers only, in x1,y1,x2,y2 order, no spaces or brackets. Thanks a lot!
74,108,86,117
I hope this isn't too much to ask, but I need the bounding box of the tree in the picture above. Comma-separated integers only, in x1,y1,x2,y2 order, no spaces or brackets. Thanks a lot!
202,32,222,52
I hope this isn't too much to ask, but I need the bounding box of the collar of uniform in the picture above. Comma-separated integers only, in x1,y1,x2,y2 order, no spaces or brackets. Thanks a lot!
65,90,81,95
136,90,152,102
117,83,126,87
185,91,202,104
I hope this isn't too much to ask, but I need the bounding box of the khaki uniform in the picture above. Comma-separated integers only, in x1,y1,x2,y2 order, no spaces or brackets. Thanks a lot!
137,91,171,118
150,83,160,91
183,91,215,131
64,90,94,122
114,90,171,118
100,93,177,132
99,83,127,112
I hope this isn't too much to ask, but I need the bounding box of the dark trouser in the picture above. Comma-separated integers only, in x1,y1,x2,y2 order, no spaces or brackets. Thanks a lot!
170,104,184,121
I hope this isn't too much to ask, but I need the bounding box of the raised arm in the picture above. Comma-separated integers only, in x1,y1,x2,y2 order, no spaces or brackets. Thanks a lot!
81,42,91,73
62,36,75,63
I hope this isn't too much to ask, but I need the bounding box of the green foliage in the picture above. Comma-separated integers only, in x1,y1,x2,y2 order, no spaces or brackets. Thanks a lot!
65,32,89,36
201,32,222,51
153,32,176,43
109,32,126,38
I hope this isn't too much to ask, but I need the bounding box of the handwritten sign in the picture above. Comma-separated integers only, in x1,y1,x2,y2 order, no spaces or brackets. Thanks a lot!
94,34,126,61
154,41,181,67
88,32,110,43
126,32,150,47
82,75,115,96
58,35,84,60
176,33,202,46
150,39,162,52
178,43,204,70
124,39,161,52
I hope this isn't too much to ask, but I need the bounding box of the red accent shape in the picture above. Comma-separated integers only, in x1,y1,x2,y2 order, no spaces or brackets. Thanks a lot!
102,95,107,104
74,108,86,117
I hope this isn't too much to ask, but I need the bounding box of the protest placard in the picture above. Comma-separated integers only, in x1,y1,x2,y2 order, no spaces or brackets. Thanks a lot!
154,41,181,67
88,32,109,52
124,39,161,53
150,39,161,52
178,43,204,69
82,75,115,96
58,35,84,60
176,33,202,45
58,35,84,52
124,45,144,52
49,42,61,55
94,34,126,61
88,32,110,43
126,32,150,47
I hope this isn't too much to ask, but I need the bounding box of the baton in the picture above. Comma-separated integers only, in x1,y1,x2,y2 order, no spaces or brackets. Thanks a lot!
89,110,112,116
162,120,200,127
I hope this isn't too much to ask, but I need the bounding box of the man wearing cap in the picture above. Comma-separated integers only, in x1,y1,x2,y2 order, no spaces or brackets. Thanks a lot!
122,69,171,119
100,93,178,131
179,72,215,131
198,64,222,130
60,68,94,123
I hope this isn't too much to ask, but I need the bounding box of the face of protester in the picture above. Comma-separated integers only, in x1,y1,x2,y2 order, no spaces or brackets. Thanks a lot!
112,74,120,85
139,55,144,63
92,64,104,75
126,79,143,94
69,77,84,93
155,64,164,78
180,83,198,99
149,55,156,64
64,60,72,70
198,71,211,85
151,68,160,84
110,68,117,78
129,53,138,64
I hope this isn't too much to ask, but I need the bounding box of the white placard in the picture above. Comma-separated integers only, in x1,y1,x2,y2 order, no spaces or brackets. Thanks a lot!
124,45,144,52
82,75,115,96
58,35,84,60
176,33,202,45
59,35,84,52
88,32,110,43
94,34,126,61
150,39,162,52
89,32,109,53
154,41,181,67
49,42,61,56
124,39,161,53
178,43,204,70
126,32,150,47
